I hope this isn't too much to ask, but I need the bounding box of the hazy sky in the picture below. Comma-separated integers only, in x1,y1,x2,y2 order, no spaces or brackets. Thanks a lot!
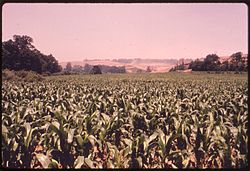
2,3,248,62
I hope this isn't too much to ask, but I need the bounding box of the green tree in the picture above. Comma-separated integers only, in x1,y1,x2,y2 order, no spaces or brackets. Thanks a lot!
230,52,245,71
2,35,62,74
188,60,204,71
203,54,221,71
72,65,83,73
188,52,247,72
83,63,92,73
221,61,230,71
2,38,42,73
146,66,152,72
90,65,102,74
13,35,35,50
65,62,72,72
40,54,62,73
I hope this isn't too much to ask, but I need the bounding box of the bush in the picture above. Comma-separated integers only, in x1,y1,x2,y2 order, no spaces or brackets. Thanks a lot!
2,69,44,82
51,72,64,76
22,71,44,82
2,69,20,81
42,72,52,76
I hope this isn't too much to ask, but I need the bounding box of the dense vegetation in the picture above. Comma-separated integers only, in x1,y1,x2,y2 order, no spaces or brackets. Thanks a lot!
64,62,126,74
170,53,248,72
2,35,62,74
2,69,44,82
2,73,248,169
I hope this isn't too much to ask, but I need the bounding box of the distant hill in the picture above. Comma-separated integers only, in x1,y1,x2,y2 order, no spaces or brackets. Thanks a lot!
60,58,180,73
60,55,248,73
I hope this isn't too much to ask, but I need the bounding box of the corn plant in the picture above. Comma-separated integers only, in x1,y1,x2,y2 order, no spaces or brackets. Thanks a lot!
2,73,248,168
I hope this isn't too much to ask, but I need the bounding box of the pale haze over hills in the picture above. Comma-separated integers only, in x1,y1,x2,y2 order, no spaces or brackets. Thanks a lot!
59,58,195,73
60,53,248,73
60,58,182,73
3,3,247,63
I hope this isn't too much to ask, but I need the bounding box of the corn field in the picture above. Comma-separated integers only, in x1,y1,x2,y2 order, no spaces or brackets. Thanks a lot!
1,73,248,168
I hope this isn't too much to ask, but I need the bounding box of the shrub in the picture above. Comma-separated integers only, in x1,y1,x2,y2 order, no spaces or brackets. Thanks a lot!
21,71,44,82
42,72,52,76
2,69,44,82
2,69,20,81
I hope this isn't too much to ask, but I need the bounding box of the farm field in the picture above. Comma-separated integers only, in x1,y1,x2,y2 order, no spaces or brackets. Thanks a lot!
59,60,175,73
1,72,248,169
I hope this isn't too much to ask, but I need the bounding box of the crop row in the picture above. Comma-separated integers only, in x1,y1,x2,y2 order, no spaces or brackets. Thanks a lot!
2,73,248,168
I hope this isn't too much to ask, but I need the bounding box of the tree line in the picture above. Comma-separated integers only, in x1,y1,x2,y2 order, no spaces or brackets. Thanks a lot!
170,52,248,72
3,35,247,74
64,62,126,74
2,35,126,75
2,35,62,74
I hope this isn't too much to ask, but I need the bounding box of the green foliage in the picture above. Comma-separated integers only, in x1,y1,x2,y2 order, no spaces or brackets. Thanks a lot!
2,69,44,82
2,69,19,81
2,35,62,74
2,73,248,168
65,62,72,72
83,64,126,74
230,52,248,71
203,54,221,71
90,65,102,74
146,66,152,72
171,52,248,72
189,60,204,71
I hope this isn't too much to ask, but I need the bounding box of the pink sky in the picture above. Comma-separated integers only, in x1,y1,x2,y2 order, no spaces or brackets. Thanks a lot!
2,3,248,62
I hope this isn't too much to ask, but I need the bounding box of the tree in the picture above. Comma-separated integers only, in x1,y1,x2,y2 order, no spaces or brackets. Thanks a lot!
83,63,92,73
230,52,245,72
187,52,248,72
203,54,221,71
13,35,35,50
189,55,221,71
90,65,102,74
65,62,72,72
146,66,152,72
188,60,204,71
231,52,243,63
100,65,126,73
120,66,126,73
72,65,83,73
243,55,248,71
40,54,62,73
2,35,62,74
83,64,125,74
2,37,43,73
221,61,230,71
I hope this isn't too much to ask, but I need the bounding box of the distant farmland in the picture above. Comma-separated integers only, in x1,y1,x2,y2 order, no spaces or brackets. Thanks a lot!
59,59,180,73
